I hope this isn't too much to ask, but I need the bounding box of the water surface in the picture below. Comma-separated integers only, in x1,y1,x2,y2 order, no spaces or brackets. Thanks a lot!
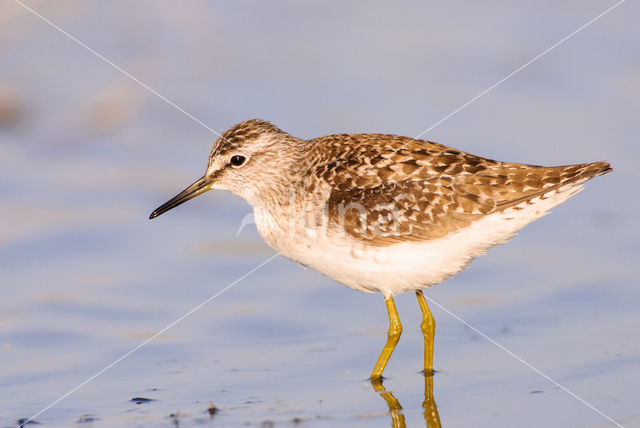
1,1,639,427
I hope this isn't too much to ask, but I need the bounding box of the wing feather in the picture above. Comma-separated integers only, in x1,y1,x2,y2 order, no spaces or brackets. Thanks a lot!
308,134,611,246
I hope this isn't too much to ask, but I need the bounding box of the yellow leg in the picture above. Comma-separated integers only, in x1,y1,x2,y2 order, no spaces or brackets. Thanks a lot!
371,296,403,380
416,290,435,375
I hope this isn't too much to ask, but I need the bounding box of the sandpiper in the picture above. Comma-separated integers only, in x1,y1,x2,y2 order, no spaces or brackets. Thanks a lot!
150,119,611,379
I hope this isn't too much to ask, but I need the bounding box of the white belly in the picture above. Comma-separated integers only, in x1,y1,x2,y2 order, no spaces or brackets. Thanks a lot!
254,183,585,298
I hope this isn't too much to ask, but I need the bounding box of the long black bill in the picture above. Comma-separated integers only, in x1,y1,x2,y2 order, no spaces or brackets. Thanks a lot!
149,175,214,219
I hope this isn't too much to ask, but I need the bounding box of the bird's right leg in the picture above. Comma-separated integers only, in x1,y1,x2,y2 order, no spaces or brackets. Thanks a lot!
416,290,435,375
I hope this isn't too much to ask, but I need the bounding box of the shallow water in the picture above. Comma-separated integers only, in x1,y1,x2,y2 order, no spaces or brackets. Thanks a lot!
1,1,639,427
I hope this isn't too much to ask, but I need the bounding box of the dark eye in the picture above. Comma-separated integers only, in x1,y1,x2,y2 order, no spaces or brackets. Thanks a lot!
230,155,246,167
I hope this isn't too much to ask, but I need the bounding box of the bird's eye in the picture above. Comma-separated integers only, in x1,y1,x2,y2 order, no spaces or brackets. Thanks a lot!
230,155,246,167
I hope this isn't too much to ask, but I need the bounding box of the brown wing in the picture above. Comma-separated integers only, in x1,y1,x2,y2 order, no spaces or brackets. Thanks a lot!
312,134,611,246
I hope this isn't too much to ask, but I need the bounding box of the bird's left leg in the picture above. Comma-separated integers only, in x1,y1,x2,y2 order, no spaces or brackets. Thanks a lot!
371,296,403,380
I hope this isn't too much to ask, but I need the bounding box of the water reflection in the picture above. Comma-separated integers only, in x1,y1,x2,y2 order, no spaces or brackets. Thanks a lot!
371,377,405,427
421,374,441,428
371,374,441,428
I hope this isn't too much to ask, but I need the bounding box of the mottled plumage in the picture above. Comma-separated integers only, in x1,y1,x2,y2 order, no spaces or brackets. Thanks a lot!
314,136,610,246
150,118,612,379
190,119,610,254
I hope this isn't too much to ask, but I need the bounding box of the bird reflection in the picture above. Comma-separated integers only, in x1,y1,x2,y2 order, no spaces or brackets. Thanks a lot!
421,373,441,427
371,377,406,427
370,374,441,428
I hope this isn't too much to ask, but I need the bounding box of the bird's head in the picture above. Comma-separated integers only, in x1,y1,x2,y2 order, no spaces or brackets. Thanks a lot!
149,119,300,219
